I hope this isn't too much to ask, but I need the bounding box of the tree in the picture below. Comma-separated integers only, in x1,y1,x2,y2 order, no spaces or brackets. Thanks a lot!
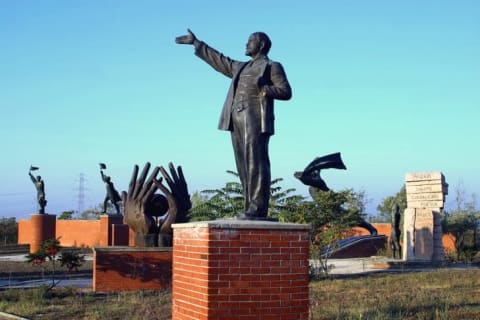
58,210,74,220
79,204,104,220
268,178,305,221
0,217,17,245
375,185,407,222
442,185,480,262
189,171,244,221
25,238,85,295
297,189,368,278
189,171,305,222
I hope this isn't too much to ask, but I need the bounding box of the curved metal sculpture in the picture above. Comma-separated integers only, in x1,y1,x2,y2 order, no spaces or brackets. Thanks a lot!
294,152,346,196
122,162,191,247
295,153,377,235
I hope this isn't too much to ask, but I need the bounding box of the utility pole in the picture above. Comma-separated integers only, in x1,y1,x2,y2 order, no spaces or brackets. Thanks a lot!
76,173,86,216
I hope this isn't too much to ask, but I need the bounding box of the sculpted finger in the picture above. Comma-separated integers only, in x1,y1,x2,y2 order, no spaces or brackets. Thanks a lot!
168,162,180,185
128,165,139,200
140,166,160,201
177,165,186,183
153,178,172,199
134,162,151,199
176,165,189,192
142,182,159,208
160,166,175,191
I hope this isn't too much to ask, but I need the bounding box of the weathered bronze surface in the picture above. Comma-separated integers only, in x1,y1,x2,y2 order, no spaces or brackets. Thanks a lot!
390,202,402,259
122,162,191,247
295,153,377,235
28,166,47,214
294,152,347,196
99,163,122,215
176,29,291,220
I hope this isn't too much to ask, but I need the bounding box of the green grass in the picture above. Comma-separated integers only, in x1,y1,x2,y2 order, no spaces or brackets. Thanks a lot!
0,287,171,320
310,269,480,319
0,269,479,319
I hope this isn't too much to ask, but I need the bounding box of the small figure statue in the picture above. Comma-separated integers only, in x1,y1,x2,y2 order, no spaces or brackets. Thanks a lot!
176,29,292,220
99,163,122,215
28,166,47,214
390,202,402,259
123,162,191,247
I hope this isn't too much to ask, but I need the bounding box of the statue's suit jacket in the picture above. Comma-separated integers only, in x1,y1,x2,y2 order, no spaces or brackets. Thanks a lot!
194,41,292,135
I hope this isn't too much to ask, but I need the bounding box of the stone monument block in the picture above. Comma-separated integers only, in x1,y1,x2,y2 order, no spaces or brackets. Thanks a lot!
402,208,416,260
413,209,434,260
403,172,447,262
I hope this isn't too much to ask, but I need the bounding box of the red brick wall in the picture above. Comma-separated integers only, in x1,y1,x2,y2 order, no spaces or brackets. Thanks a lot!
17,219,31,245
93,247,172,293
56,220,101,247
172,222,310,320
19,215,131,249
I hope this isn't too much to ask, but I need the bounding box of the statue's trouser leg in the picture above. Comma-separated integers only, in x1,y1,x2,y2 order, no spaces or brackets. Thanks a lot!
231,108,271,217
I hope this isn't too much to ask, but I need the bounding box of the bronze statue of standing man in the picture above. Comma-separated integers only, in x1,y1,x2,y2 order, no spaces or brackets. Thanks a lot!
176,29,292,220
99,163,122,215
28,166,47,214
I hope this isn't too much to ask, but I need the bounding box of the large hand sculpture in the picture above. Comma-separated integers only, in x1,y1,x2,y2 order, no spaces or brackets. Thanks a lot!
123,162,191,247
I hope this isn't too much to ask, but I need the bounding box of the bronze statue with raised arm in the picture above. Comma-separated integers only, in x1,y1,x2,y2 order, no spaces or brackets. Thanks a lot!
99,163,122,215
28,166,47,214
176,29,292,220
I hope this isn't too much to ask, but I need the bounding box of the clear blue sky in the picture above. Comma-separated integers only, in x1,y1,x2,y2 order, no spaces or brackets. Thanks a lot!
1,0,479,220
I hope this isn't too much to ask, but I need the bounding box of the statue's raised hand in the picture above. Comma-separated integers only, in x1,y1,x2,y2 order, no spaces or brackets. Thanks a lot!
122,163,160,236
175,29,197,45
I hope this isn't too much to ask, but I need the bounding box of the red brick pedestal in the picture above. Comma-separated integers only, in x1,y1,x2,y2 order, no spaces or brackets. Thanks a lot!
93,246,172,293
99,215,126,246
30,214,56,253
172,220,310,320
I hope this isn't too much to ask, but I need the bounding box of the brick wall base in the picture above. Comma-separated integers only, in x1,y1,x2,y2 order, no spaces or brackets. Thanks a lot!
93,247,172,293
172,219,311,320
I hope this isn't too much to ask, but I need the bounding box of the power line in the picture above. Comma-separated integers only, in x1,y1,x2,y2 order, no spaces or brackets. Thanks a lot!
74,173,89,215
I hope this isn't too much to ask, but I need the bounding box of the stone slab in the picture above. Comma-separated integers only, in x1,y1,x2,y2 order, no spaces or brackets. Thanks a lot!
407,200,444,209
407,193,444,202
402,208,416,260
414,209,434,260
406,183,448,194
405,172,445,182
